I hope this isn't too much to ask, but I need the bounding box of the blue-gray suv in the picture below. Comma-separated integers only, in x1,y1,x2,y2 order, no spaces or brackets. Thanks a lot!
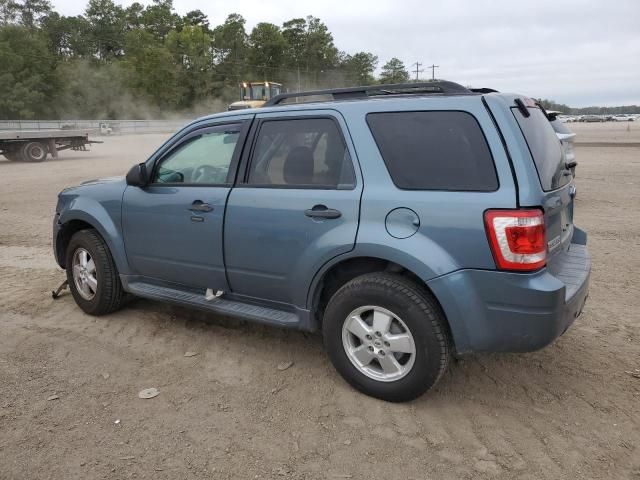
53,81,590,402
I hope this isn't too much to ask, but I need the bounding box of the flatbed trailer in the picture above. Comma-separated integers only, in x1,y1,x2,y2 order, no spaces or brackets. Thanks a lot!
0,130,100,162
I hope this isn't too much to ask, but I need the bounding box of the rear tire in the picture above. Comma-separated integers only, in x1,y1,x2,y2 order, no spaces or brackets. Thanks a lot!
21,141,48,162
65,229,125,315
323,272,450,402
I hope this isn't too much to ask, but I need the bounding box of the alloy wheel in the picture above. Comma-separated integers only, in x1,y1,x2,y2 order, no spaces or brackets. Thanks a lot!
341,305,416,382
72,248,98,300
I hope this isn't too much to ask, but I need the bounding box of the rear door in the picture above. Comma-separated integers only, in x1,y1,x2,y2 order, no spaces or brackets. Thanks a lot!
510,103,575,259
223,111,362,307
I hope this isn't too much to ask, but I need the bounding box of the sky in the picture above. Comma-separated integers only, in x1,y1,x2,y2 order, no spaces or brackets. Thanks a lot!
51,0,640,107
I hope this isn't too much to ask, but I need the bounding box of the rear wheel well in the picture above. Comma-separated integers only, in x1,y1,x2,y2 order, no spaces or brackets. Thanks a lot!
313,257,441,326
56,220,96,268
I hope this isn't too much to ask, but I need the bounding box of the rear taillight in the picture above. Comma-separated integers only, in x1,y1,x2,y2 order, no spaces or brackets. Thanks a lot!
484,209,546,271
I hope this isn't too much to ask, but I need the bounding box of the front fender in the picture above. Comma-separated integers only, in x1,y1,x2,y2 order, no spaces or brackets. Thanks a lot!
57,197,130,275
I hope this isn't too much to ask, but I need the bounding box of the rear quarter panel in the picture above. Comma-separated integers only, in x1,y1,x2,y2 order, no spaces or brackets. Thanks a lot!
335,96,518,282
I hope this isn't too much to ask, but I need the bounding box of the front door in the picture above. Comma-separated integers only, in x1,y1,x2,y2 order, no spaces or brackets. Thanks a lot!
122,121,248,289
224,112,363,307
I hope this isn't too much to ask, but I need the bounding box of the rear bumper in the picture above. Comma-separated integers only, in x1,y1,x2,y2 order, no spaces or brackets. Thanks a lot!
427,229,590,354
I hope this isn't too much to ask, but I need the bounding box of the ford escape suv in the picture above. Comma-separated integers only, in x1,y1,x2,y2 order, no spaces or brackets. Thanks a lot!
53,81,590,402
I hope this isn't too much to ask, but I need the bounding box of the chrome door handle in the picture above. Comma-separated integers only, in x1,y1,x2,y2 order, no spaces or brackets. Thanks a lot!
304,205,341,219
189,200,214,213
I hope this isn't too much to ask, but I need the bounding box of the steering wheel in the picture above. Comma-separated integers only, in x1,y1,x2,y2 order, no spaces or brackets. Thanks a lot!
192,164,226,184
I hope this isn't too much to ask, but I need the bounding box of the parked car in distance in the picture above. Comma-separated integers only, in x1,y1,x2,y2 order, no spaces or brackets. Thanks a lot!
545,111,577,177
53,82,591,402
612,114,635,122
580,114,604,122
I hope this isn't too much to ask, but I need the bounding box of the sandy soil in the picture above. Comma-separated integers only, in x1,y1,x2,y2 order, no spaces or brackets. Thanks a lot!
1,124,639,480
570,121,640,143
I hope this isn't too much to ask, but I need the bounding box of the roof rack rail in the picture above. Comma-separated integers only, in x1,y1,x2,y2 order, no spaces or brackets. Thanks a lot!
264,80,473,106
469,87,499,93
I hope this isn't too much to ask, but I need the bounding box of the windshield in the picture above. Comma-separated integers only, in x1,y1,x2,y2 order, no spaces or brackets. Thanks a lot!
251,85,268,100
240,83,280,100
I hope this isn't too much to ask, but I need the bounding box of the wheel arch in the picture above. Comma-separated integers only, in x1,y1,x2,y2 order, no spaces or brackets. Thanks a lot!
308,254,454,347
56,206,129,275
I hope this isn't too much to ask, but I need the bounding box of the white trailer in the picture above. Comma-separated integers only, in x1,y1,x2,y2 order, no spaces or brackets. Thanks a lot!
0,130,100,162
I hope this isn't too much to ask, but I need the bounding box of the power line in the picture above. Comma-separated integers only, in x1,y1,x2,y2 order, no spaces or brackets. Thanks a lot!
426,63,439,80
411,61,423,81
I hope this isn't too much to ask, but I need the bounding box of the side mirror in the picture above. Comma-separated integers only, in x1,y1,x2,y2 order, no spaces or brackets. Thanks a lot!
126,163,149,187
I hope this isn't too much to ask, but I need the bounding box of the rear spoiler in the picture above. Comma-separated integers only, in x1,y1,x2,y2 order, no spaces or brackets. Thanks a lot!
556,132,576,142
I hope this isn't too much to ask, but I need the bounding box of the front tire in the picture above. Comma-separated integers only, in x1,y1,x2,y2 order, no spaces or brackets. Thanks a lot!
323,272,450,402
65,229,125,315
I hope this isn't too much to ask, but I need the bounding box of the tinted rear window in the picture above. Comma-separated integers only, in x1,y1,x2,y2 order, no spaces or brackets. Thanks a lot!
366,111,498,191
512,107,569,191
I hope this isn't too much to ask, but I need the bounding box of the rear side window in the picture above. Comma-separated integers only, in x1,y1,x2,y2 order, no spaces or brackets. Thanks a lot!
247,118,356,189
512,106,568,191
366,111,498,191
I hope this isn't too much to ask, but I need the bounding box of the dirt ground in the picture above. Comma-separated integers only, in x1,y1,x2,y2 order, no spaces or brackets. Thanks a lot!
570,121,640,144
0,122,639,480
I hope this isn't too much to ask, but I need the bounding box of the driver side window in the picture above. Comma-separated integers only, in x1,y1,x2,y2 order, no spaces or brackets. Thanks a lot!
153,124,241,185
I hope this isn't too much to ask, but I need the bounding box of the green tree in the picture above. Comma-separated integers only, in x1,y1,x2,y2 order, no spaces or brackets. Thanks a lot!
15,0,51,28
41,13,92,57
281,17,305,68
183,9,208,32
141,0,179,40
85,0,125,60
123,2,143,29
341,51,377,85
212,13,247,63
211,13,248,99
123,28,185,109
2,2,456,119
303,16,338,74
0,0,20,25
166,25,213,108
379,57,409,84
281,16,338,87
248,22,286,79
0,25,57,118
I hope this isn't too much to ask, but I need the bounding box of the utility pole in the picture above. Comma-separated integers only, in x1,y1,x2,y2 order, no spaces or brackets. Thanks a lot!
426,64,439,80
412,62,424,81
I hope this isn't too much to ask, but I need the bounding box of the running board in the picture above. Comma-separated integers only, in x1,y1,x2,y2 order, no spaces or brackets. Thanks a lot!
125,281,300,327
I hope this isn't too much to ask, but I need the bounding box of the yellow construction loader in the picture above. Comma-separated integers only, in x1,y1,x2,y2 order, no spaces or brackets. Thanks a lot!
227,81,283,110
